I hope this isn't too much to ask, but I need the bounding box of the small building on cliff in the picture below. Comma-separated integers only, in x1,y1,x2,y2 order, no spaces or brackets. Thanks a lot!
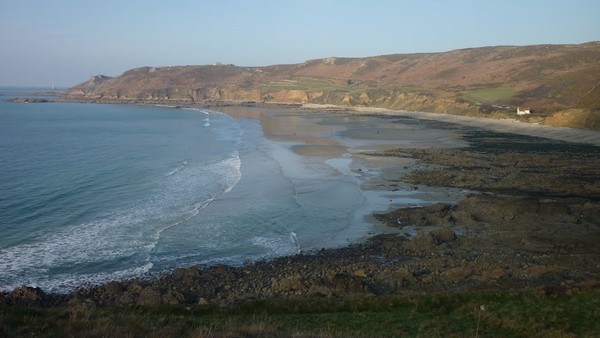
517,107,532,115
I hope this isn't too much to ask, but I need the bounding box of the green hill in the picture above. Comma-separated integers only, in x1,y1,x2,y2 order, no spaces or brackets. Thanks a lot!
64,42,600,130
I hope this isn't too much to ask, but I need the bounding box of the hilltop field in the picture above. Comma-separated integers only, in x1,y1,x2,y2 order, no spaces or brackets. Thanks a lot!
63,42,600,130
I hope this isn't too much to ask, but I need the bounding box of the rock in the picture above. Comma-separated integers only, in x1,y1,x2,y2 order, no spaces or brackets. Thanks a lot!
6,286,46,306
171,266,201,289
327,273,373,295
377,203,455,228
482,268,506,280
353,269,368,278
137,287,162,305
271,275,305,293
308,285,333,297
430,227,457,244
405,232,436,251
440,265,474,284
162,290,185,305
8,97,50,103
376,268,416,290
403,227,456,252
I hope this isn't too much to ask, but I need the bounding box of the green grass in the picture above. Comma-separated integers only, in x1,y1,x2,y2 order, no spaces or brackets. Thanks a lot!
260,78,440,100
260,77,367,94
2,290,599,337
260,77,337,91
460,87,516,104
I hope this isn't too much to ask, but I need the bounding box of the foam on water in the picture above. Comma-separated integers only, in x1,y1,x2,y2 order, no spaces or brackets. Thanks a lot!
1,98,416,293
165,160,188,177
0,99,242,292
250,234,300,257
182,107,212,127
0,145,243,292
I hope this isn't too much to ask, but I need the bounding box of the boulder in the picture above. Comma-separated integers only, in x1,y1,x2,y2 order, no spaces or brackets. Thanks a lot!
430,227,457,244
6,286,46,306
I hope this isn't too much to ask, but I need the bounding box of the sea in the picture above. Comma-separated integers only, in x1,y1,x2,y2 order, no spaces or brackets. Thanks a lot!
0,88,396,293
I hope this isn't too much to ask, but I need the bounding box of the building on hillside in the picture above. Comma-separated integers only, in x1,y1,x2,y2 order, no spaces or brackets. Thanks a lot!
517,107,531,115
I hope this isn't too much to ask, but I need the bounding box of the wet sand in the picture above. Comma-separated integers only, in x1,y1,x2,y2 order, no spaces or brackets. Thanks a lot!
303,104,600,146
204,105,474,253
216,105,469,224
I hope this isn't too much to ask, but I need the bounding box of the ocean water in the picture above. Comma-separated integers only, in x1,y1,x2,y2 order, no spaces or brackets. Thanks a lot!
0,89,375,293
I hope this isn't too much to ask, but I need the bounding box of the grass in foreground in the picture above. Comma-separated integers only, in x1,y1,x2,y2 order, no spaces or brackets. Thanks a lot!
1,289,598,337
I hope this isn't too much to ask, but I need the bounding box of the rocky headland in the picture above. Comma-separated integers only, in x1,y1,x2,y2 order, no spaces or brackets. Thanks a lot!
7,97,51,103
60,42,600,131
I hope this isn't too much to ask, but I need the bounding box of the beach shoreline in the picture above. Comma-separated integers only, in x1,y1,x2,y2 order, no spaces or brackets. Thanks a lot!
2,102,599,308
54,94,600,146
212,105,471,246
299,103,600,147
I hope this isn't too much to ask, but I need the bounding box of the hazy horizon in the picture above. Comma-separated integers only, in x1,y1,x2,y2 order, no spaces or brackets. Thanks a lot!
2,0,599,87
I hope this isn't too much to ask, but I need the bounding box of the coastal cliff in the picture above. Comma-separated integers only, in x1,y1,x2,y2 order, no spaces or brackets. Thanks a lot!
64,42,600,130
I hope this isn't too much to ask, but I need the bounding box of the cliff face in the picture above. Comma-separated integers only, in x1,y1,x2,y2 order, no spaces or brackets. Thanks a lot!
64,42,600,130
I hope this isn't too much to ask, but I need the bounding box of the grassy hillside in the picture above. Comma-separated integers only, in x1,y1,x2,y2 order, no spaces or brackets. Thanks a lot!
3,290,599,337
64,42,600,130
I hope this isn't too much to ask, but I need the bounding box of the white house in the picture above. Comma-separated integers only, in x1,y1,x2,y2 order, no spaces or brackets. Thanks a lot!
517,107,531,115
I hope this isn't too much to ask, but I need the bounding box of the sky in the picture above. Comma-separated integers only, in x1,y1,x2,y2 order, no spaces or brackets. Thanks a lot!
1,0,599,87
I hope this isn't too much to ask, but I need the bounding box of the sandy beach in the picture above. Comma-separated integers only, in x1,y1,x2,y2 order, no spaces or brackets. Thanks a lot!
216,105,470,229
302,103,600,146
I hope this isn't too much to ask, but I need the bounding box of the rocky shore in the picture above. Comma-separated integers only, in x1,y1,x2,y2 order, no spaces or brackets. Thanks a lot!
3,118,600,310
7,97,52,103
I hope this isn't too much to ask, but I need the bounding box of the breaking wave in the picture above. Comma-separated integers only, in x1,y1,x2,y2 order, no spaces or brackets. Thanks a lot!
0,151,242,293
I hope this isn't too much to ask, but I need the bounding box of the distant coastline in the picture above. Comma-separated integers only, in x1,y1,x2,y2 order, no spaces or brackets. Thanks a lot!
54,95,600,147
60,42,600,131
7,97,51,103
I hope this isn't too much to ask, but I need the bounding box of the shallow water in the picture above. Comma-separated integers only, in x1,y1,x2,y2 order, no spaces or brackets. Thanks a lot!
0,91,465,293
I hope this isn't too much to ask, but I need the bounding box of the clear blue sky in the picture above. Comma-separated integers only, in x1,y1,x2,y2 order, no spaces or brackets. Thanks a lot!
1,0,599,87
